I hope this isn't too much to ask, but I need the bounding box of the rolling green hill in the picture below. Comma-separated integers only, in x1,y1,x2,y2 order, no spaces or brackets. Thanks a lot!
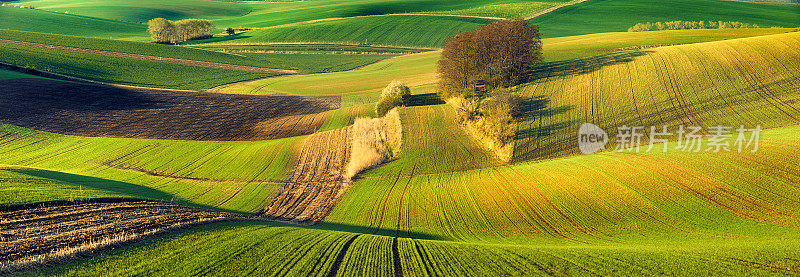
530,0,800,38
23,124,800,276
215,28,793,96
11,0,251,23
0,42,277,89
228,15,495,48
514,31,800,162
0,6,146,39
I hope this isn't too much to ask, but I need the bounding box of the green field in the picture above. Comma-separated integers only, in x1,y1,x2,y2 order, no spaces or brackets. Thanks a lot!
424,1,559,18
0,6,146,39
4,0,800,275
0,42,276,89
515,31,800,161
225,15,495,48
20,124,800,276
238,53,394,73
0,123,299,213
216,28,790,97
530,0,800,37
13,0,251,23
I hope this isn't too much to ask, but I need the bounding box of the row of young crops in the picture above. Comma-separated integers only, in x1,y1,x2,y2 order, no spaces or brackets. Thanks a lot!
0,42,276,89
31,220,800,276
514,31,800,162
0,124,301,213
327,123,800,244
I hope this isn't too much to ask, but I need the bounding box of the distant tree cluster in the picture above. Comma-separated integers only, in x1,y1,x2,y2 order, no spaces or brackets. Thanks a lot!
1,3,35,9
438,19,542,100
148,18,214,44
628,21,760,32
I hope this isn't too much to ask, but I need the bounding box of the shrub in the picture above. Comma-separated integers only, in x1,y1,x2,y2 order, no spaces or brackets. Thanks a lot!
438,19,542,100
226,28,235,35
345,108,402,180
375,81,411,116
479,92,523,145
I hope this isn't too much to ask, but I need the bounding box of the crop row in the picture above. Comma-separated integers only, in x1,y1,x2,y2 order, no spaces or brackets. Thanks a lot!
514,31,800,162
32,220,800,276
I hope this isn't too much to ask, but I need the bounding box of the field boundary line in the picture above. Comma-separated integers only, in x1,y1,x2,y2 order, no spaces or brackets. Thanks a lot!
523,0,592,20
0,39,299,74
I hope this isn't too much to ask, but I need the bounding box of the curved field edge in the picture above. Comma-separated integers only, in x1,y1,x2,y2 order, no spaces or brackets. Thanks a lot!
213,28,796,97
24,220,800,276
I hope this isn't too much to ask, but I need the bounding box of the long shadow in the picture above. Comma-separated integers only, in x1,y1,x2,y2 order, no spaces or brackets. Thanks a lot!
527,50,651,81
179,33,252,45
406,93,445,107
262,219,444,241
2,168,243,214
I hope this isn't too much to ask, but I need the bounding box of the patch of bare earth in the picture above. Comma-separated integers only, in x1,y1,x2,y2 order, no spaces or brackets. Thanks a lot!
0,199,237,273
0,78,339,141
262,127,352,224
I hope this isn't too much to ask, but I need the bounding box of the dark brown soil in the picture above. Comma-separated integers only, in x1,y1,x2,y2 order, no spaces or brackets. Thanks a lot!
0,78,340,141
0,199,235,270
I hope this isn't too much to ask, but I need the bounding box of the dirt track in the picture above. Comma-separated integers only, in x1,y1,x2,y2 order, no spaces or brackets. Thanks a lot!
263,127,352,224
0,199,235,273
0,39,298,74
0,78,339,141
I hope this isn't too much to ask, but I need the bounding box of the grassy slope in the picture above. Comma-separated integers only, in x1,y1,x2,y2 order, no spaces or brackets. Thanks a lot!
238,53,395,73
215,28,791,96
529,0,800,38
514,31,800,161
0,42,276,90
0,6,146,39
212,50,440,96
230,15,494,48
212,0,551,28
0,124,299,213
14,0,251,22
30,220,800,276
0,68,46,80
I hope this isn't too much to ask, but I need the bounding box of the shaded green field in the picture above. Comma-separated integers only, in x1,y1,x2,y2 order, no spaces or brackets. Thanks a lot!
0,42,276,90
0,6,146,39
229,15,495,48
530,0,800,38
0,68,47,80
0,124,299,213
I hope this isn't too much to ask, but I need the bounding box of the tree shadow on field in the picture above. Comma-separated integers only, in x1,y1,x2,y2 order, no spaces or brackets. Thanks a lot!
406,93,445,107
262,218,444,240
513,95,576,152
527,50,651,81
2,168,242,214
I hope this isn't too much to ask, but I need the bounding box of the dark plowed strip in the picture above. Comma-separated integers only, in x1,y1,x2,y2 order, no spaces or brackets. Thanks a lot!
0,78,340,141
0,200,236,273
0,39,298,74
263,127,352,224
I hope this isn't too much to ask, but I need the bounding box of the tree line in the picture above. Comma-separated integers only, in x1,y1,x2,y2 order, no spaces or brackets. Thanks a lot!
628,21,760,32
148,18,214,44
